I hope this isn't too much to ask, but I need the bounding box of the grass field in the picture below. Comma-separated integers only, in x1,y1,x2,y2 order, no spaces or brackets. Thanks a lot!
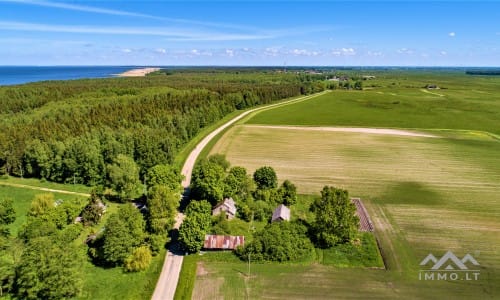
202,73,500,298
248,74,500,136
0,183,88,235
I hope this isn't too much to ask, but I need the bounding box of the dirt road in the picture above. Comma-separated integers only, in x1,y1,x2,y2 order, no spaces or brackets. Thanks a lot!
244,125,438,138
151,91,328,300
0,181,90,197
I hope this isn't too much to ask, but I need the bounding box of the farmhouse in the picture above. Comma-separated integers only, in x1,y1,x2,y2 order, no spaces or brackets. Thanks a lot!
271,204,290,222
203,234,245,250
212,197,237,219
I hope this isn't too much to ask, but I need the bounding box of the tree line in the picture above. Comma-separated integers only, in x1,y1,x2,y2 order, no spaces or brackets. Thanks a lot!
0,70,328,189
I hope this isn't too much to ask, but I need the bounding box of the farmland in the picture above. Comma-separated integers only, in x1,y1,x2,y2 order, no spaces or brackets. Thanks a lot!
202,71,500,298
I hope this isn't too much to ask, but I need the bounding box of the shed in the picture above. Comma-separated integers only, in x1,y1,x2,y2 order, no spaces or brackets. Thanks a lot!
271,204,290,222
203,234,245,250
212,197,237,219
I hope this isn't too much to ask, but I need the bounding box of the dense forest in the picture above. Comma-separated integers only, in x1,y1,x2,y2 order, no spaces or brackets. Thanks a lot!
0,69,327,186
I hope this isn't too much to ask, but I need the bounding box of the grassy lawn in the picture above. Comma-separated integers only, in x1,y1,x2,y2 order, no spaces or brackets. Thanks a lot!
0,184,88,235
193,253,491,299
0,175,92,194
77,249,166,300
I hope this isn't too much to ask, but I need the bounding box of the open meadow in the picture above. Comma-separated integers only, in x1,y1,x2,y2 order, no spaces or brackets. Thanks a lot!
203,72,500,299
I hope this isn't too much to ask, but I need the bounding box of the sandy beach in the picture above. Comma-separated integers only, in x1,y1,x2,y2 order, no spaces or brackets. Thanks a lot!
118,67,160,77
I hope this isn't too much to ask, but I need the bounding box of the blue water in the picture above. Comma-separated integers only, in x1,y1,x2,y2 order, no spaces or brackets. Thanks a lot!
0,66,149,86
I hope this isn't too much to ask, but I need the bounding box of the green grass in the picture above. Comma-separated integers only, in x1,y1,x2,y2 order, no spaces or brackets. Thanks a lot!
77,249,167,300
0,176,92,194
205,83,500,298
174,255,199,300
248,74,500,136
320,233,384,268
0,184,87,235
194,254,493,299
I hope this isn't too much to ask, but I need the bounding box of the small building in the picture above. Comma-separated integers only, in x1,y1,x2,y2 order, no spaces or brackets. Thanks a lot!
203,234,245,250
212,197,237,220
271,204,290,222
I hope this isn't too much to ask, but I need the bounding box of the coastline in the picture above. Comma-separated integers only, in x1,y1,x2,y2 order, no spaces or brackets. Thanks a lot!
117,67,161,77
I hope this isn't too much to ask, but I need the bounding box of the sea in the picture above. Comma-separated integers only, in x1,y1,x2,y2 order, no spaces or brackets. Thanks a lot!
0,66,148,86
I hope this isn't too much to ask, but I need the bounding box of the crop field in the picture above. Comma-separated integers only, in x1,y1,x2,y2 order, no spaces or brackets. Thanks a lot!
203,74,500,298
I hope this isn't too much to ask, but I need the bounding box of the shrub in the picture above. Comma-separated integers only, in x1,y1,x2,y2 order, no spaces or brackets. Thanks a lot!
236,221,314,262
124,246,152,272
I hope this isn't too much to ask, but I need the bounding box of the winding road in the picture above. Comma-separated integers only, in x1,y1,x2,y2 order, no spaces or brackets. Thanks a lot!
151,91,328,300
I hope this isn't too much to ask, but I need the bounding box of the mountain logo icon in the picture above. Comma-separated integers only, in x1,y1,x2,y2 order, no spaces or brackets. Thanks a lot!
420,251,479,270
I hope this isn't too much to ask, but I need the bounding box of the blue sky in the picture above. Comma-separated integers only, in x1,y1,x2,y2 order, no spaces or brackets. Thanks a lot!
0,1,498,66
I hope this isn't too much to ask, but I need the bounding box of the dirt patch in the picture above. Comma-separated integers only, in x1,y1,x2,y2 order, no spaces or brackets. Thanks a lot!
192,276,224,300
244,125,438,138
197,261,208,276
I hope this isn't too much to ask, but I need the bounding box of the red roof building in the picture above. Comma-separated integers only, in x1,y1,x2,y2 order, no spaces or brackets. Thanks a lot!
203,234,245,250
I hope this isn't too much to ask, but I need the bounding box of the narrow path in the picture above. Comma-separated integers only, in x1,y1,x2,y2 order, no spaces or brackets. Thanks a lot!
244,125,438,138
151,91,328,300
0,181,90,197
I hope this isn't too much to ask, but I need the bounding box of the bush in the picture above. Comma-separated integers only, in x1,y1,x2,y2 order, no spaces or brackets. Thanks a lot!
236,221,314,262
124,246,152,272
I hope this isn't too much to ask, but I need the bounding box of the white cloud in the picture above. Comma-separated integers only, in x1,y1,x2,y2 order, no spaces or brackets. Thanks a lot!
367,51,383,57
397,48,414,55
331,47,356,56
155,48,166,54
289,49,320,56
449,32,456,37
440,51,447,56
0,21,276,42
122,48,132,53
225,49,234,57
264,47,280,57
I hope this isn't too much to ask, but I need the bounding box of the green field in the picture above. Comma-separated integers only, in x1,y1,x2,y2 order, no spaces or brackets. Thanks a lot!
248,73,500,136
0,183,88,235
202,72,500,299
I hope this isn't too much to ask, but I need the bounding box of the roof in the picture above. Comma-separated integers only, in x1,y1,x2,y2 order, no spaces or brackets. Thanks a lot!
271,204,290,222
213,197,237,215
203,234,245,250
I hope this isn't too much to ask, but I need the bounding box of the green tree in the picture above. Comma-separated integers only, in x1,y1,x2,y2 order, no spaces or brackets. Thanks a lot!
81,193,106,226
16,237,83,300
145,164,183,192
223,166,254,200
178,200,211,253
207,154,230,171
311,186,359,248
28,193,54,217
124,246,152,272
0,198,15,235
103,204,146,265
236,221,314,262
107,154,141,201
253,166,278,190
278,180,298,206
354,80,363,90
190,161,225,206
146,185,179,234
